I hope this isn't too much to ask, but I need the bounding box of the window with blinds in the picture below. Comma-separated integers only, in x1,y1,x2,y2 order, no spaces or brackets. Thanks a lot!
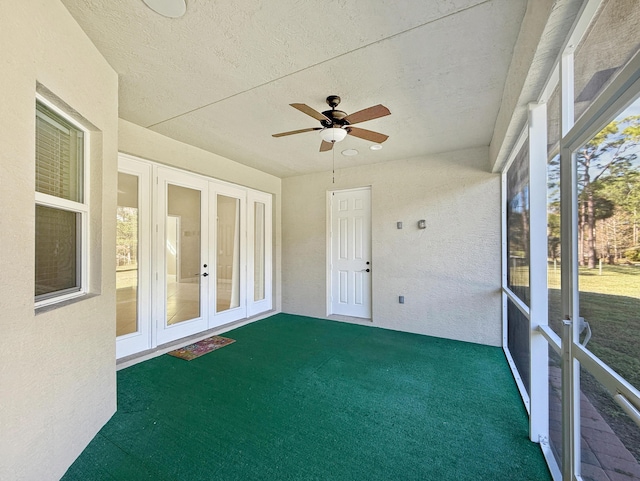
35,103,83,202
35,100,87,304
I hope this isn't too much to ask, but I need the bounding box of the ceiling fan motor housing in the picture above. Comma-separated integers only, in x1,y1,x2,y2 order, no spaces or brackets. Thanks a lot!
321,109,349,128
321,95,349,128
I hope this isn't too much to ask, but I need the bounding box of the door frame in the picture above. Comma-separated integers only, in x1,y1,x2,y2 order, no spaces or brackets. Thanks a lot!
326,186,372,319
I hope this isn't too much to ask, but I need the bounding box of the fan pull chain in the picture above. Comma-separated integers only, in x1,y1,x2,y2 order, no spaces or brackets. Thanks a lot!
332,142,335,184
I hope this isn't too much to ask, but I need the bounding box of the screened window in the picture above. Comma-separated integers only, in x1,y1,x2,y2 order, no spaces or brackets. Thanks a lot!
573,0,640,122
506,140,531,306
547,85,562,336
505,139,532,398
35,100,87,304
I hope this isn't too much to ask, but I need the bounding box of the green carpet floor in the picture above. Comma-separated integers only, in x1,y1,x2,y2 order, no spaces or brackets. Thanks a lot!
62,313,551,480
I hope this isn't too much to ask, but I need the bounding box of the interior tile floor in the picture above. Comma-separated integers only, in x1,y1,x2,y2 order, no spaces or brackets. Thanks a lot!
117,271,237,337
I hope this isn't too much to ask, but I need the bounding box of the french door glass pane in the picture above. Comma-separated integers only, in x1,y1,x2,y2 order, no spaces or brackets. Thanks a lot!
116,172,139,337
573,0,640,122
575,98,640,387
217,195,240,312
35,205,79,298
254,202,266,301
167,184,201,324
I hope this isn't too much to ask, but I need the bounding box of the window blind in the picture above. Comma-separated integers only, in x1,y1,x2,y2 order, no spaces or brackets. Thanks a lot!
35,104,83,202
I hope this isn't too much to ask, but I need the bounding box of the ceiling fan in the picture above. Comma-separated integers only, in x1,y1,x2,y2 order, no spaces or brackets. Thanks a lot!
272,95,391,152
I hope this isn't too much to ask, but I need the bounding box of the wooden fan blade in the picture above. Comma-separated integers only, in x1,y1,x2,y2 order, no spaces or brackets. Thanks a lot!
319,140,334,152
290,103,330,122
272,127,322,138
347,127,389,143
344,104,391,125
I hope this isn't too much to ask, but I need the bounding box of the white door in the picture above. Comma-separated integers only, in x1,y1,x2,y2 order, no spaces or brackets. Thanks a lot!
247,190,273,316
116,156,152,358
156,168,209,345
209,183,247,327
330,187,372,318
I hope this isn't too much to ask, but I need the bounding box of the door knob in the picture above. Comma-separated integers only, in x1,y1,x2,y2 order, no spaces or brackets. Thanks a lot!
202,272,209,277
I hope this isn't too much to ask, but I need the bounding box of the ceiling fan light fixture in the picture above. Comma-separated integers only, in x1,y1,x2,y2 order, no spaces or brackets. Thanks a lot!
320,127,347,143
142,0,186,18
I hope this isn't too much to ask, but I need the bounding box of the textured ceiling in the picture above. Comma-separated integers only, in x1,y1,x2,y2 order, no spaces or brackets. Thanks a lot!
61,0,527,177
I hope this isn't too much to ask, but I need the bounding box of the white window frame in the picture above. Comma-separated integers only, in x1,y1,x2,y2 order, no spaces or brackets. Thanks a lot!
35,94,90,308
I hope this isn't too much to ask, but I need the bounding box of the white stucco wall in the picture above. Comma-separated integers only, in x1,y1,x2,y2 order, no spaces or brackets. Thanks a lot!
282,147,502,346
0,1,118,480
118,119,283,313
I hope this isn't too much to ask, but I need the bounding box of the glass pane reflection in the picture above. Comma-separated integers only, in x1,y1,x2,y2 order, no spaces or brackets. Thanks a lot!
217,195,240,312
166,184,201,325
116,172,139,336
254,202,266,302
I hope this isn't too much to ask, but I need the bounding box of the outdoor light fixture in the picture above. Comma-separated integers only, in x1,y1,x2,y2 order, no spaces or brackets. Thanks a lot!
320,127,347,143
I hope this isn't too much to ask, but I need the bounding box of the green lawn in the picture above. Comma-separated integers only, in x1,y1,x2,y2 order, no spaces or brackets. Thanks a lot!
546,263,640,461
547,263,640,389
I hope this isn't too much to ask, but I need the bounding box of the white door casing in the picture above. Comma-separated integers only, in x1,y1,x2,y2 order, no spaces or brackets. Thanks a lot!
329,187,372,318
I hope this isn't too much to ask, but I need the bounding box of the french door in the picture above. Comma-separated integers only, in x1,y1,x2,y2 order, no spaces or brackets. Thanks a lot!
156,168,209,345
115,157,152,358
116,155,273,356
209,183,247,327
248,190,273,317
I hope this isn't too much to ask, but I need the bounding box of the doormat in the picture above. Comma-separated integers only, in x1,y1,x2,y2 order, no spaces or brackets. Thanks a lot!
167,336,235,361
